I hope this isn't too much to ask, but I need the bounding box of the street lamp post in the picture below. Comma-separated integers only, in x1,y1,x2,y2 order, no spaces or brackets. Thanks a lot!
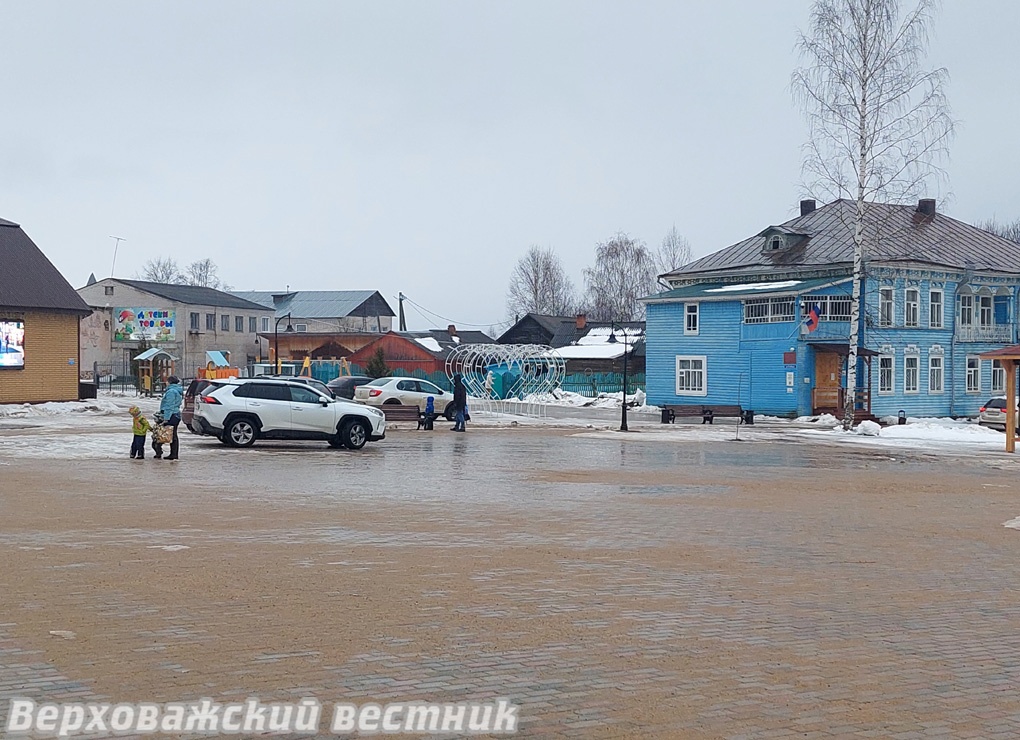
608,323,629,432
274,313,293,374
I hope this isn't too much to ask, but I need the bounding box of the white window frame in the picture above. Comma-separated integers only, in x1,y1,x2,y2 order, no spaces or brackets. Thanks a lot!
928,355,943,394
905,288,919,328
904,354,919,394
295,324,308,332
675,355,707,397
979,295,993,327
684,303,699,335
959,294,974,326
929,289,943,328
992,360,1006,394
966,356,981,393
878,355,894,395
261,317,271,333
879,287,894,327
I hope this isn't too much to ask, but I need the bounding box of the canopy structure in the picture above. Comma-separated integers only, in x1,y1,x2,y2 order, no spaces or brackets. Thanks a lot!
133,348,178,362
205,350,230,368
979,345,1020,453
132,348,178,396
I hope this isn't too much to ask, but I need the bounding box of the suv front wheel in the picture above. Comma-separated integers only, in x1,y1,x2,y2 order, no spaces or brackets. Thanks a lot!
339,419,369,450
225,417,258,447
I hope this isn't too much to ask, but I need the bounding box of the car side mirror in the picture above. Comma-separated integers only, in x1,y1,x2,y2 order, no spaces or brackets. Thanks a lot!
321,399,330,406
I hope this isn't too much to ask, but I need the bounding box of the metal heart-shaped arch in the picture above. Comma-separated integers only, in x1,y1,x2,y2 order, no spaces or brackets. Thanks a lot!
445,344,565,417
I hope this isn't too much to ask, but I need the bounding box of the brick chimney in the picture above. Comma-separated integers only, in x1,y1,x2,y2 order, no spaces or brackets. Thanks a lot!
800,199,816,216
447,324,457,337
575,313,587,330
917,198,936,216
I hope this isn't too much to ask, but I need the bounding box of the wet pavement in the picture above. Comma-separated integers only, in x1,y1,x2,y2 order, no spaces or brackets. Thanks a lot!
2,423,1020,738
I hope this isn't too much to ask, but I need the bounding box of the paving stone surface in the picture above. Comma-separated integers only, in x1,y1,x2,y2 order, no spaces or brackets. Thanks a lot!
2,425,1020,737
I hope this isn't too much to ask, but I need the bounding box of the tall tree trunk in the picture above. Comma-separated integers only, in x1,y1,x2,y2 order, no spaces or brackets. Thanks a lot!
843,82,869,431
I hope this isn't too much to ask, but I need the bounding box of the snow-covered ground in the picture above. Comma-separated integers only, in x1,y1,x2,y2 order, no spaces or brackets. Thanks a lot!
1,391,1015,459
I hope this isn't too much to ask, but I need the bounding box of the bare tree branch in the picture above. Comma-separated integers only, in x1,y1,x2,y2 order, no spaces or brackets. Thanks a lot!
655,225,693,280
581,233,658,322
979,218,1020,244
506,246,576,319
137,256,184,284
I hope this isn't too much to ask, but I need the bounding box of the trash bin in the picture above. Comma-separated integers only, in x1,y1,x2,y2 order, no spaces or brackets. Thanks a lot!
78,381,97,400
661,408,671,424
742,409,755,425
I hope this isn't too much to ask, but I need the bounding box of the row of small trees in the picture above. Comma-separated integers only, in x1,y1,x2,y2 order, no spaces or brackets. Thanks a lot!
505,225,693,323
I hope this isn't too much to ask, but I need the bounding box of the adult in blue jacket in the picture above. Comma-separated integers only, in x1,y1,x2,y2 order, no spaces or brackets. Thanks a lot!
157,375,184,460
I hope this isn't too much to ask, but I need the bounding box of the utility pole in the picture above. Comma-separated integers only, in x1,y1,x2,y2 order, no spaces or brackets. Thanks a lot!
398,292,407,332
109,236,125,277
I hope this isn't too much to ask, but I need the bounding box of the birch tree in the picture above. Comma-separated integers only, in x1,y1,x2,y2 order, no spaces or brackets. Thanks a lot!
581,233,658,322
792,0,954,430
506,245,575,319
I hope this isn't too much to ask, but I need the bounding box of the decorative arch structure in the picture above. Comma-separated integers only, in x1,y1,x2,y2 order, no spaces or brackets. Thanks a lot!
445,344,566,417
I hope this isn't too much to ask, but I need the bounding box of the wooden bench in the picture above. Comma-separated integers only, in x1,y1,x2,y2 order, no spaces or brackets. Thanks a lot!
381,405,423,424
662,404,751,425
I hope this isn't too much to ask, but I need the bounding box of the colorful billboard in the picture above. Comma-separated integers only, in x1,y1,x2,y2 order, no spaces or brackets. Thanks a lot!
113,308,176,342
0,320,25,368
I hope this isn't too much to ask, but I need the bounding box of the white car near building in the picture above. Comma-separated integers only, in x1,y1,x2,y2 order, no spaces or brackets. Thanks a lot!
192,377,386,450
354,376,457,419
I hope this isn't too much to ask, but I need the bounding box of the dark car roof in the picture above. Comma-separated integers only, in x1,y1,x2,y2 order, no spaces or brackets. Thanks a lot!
327,375,372,385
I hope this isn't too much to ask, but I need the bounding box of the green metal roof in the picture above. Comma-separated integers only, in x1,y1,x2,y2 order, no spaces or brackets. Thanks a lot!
643,276,850,303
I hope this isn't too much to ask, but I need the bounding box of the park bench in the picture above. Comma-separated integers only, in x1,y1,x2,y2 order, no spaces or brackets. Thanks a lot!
661,404,752,425
381,405,423,424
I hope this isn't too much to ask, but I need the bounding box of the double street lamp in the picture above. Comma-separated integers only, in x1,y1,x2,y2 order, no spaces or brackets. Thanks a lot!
607,323,629,432
274,312,294,373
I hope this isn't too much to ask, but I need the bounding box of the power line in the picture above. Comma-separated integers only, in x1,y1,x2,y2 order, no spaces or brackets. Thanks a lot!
397,295,512,331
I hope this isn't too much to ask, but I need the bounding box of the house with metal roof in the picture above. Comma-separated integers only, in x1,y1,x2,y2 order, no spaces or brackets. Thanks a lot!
232,290,395,334
1,217,92,403
77,278,274,380
642,198,1020,420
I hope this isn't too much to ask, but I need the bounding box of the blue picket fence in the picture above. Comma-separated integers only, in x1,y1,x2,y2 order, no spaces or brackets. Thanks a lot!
560,372,645,397
304,362,643,399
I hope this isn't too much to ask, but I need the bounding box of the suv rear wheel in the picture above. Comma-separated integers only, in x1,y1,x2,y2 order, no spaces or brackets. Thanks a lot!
339,419,369,450
225,417,258,447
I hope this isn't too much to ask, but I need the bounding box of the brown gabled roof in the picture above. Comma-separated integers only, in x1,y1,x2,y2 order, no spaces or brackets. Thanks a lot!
667,200,1020,279
0,219,90,314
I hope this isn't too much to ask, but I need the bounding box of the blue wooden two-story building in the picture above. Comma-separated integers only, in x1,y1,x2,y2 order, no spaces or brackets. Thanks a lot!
642,199,1020,419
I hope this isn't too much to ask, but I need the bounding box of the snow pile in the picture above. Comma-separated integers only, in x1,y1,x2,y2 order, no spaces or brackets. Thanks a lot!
0,399,123,419
524,388,656,410
876,418,1002,443
855,420,882,436
797,413,841,427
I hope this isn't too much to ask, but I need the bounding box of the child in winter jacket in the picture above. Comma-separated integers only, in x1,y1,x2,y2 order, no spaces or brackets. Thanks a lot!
129,406,151,459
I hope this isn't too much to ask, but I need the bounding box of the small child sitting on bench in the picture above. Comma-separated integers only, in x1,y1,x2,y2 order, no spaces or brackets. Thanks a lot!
419,396,437,430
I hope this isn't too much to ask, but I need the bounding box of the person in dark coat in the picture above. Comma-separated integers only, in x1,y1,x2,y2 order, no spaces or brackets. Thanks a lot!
451,374,468,432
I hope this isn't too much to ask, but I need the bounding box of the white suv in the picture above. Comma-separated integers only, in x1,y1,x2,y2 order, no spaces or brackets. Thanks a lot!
192,378,386,450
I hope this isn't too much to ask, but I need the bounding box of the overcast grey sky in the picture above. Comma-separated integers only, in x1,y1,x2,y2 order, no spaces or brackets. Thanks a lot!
2,1,1018,332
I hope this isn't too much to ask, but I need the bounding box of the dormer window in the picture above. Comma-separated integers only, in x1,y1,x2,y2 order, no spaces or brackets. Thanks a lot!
768,235,783,251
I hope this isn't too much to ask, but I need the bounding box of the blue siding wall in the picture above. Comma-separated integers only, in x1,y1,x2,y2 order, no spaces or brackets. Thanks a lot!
647,273,1019,420
646,301,803,416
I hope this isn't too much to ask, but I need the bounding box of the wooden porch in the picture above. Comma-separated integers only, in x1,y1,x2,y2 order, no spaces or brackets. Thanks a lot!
809,342,878,422
811,387,878,423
